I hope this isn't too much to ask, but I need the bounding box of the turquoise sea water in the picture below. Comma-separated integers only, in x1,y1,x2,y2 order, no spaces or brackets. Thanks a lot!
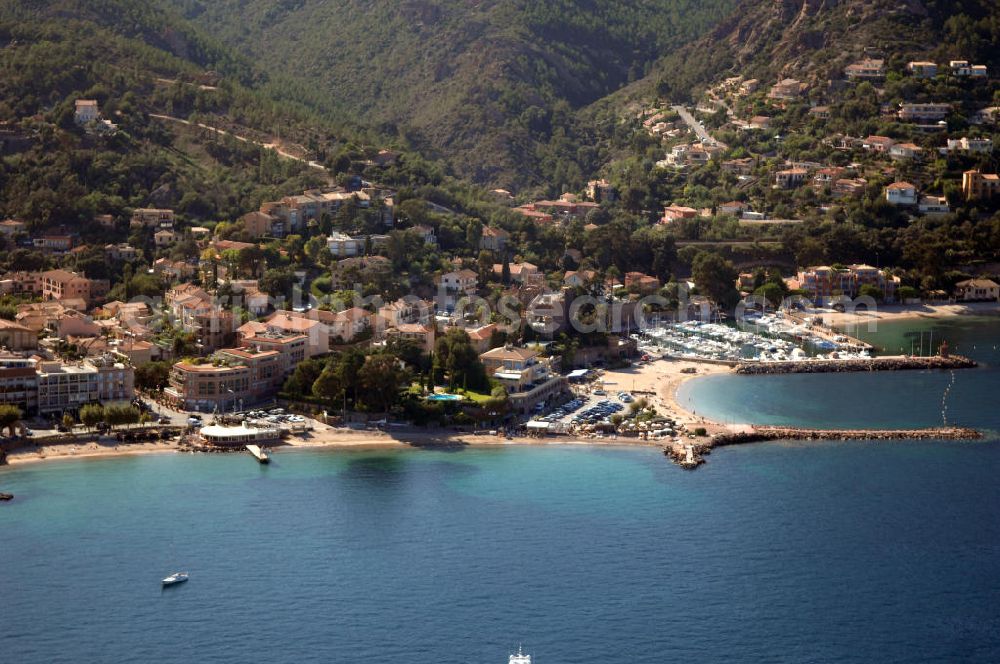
3,317,1000,663
678,317,1000,435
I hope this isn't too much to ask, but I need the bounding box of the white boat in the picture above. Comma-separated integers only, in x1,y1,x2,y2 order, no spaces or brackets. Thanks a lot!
509,646,531,664
162,572,189,586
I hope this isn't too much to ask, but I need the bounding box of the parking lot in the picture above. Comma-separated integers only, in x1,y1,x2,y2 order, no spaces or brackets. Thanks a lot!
530,389,637,430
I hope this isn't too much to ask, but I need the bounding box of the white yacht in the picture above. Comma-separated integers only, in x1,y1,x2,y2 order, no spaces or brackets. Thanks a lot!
162,572,189,587
509,645,531,664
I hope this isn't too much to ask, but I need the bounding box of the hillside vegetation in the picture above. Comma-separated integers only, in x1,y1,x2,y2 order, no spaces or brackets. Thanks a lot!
630,0,1000,104
166,0,736,191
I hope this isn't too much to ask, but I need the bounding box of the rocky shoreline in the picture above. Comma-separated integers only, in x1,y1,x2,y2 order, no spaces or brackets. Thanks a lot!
735,355,976,375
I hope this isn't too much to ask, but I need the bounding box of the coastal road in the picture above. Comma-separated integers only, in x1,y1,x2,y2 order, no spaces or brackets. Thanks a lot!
672,105,727,148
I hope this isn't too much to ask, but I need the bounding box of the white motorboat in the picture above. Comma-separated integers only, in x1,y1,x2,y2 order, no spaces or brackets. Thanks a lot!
162,572,189,586
509,645,531,664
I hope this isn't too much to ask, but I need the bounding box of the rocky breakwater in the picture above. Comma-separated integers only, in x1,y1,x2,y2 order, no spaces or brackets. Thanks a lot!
735,355,976,375
666,425,982,469
712,426,983,446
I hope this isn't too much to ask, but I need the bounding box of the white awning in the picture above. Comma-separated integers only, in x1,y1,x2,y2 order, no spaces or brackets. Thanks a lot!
526,421,551,430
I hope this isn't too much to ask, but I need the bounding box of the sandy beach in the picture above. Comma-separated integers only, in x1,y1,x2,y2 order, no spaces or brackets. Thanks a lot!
600,359,740,436
818,301,1000,327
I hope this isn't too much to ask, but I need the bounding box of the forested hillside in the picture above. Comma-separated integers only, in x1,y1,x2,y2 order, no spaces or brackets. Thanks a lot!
166,0,736,191
627,0,1000,104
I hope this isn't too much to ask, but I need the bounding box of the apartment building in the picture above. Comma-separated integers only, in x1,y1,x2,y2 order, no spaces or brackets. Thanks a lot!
791,265,899,303
35,356,135,415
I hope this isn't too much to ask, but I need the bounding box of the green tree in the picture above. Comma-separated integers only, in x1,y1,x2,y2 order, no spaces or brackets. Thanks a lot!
0,405,22,437
80,404,105,432
433,328,489,392
358,353,410,413
692,252,740,309
61,412,75,432
135,361,171,391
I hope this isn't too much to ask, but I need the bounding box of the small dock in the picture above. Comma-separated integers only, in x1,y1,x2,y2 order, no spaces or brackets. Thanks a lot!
245,444,270,464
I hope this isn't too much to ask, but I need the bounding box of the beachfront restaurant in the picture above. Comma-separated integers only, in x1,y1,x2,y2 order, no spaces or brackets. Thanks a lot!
199,423,282,447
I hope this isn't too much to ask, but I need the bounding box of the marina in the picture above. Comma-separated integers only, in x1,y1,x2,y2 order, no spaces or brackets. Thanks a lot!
637,315,874,365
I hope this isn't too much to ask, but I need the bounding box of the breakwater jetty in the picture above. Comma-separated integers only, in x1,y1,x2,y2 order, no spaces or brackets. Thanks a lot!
665,425,982,469
735,355,976,375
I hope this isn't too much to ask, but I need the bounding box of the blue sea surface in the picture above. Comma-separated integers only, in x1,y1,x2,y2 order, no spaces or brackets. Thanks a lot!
2,442,1000,663
3,317,1000,663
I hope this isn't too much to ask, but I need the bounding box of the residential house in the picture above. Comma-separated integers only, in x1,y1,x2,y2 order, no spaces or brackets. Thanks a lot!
885,182,918,206
962,170,1000,199
386,322,435,354
918,195,951,215
0,318,36,351
492,262,540,285
721,157,754,176
439,269,478,296
0,219,27,236
378,298,426,330
862,135,896,153
152,258,196,282
411,224,437,245
808,106,831,120
326,308,374,345
586,179,617,202
56,310,102,339
954,279,999,302
624,272,661,294
331,255,392,289
845,59,885,80
33,234,73,252
74,99,100,124
942,137,993,154
718,201,748,216
908,61,938,78
240,210,283,238
774,168,809,189
464,324,498,354
480,226,510,252
154,229,176,247
130,208,174,229
898,103,950,122
105,243,138,262
479,345,566,412
479,345,551,394
512,206,554,224
812,167,847,189
768,78,806,100
661,205,699,223
563,270,596,288
833,178,868,198
889,143,923,160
